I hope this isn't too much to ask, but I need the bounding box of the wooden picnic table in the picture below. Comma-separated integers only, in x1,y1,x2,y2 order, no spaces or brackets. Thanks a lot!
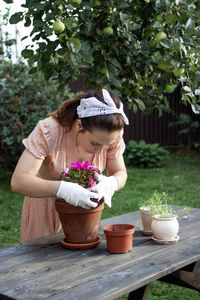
0,205,200,300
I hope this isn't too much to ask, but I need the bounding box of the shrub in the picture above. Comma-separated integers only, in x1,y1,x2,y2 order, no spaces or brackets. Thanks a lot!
124,140,169,168
0,61,75,176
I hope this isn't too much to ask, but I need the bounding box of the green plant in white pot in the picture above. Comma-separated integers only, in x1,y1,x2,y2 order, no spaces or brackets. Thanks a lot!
151,199,179,243
139,191,164,235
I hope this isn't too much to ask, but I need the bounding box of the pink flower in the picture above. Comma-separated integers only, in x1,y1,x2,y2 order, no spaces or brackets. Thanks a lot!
81,160,91,171
88,166,99,171
70,161,82,171
64,167,69,175
89,177,95,187
61,160,101,189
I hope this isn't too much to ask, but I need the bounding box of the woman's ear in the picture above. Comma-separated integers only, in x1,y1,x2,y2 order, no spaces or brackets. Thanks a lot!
77,119,83,130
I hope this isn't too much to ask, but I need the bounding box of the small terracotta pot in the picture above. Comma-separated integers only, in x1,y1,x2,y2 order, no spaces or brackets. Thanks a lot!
103,224,135,253
55,198,104,244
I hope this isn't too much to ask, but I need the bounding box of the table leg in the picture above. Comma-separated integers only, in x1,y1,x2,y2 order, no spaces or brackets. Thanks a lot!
159,260,200,292
128,284,150,300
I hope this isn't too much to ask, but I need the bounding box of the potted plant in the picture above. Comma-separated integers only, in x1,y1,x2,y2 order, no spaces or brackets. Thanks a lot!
151,200,179,244
139,191,164,235
55,161,104,250
103,224,135,253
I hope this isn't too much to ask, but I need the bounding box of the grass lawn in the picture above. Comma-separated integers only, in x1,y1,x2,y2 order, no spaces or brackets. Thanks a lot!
0,153,200,299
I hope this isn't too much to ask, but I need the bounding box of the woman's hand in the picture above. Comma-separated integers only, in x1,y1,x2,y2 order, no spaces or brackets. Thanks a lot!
90,173,119,208
56,181,99,209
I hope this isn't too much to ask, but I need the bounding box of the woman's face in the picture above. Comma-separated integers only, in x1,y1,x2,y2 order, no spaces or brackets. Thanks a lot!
77,126,120,154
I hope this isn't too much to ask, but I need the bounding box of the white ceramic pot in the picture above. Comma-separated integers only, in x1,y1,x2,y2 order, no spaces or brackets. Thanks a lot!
139,207,153,234
151,215,179,240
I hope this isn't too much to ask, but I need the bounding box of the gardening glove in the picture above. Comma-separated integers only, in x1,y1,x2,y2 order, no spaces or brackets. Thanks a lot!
90,173,119,208
56,181,99,209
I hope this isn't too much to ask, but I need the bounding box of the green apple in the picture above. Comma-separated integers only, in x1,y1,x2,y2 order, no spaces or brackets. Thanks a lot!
158,62,173,73
103,26,113,35
173,68,185,77
155,31,167,41
156,15,162,22
165,84,176,93
71,38,82,50
97,67,108,76
53,20,65,34
70,0,82,5
94,0,101,6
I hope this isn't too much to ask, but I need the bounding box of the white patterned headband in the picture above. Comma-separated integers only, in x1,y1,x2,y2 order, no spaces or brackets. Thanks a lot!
77,89,129,125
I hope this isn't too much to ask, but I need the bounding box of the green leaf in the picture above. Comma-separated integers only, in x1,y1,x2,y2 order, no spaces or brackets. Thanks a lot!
28,67,37,74
33,19,44,27
3,0,13,3
182,86,191,93
195,89,200,96
81,41,90,52
191,103,200,114
24,17,31,27
21,36,28,41
185,18,195,31
21,49,34,58
135,99,145,110
159,39,171,49
9,12,23,24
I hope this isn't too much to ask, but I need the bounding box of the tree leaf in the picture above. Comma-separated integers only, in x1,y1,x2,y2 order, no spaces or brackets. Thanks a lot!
191,103,200,114
195,89,200,96
185,18,195,31
9,12,23,24
21,49,34,58
3,0,13,3
182,86,191,93
159,39,171,49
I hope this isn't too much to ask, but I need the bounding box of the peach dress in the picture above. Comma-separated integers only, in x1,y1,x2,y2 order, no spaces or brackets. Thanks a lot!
21,116,125,243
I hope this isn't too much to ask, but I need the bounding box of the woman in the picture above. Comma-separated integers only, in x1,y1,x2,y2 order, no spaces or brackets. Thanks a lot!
11,88,129,242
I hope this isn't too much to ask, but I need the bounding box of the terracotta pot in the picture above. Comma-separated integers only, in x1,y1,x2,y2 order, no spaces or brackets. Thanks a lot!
103,224,135,253
55,198,104,244
151,215,179,240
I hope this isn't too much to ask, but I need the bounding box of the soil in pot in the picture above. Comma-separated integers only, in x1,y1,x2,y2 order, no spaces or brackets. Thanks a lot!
55,198,104,244
103,224,135,253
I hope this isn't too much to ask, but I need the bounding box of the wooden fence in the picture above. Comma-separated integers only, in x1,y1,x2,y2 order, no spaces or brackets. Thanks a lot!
70,76,200,146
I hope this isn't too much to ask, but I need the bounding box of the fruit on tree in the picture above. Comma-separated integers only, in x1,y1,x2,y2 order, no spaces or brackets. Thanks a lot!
165,84,176,93
71,38,82,50
173,68,185,77
155,31,167,41
97,67,108,76
70,0,82,5
53,20,65,34
103,27,113,35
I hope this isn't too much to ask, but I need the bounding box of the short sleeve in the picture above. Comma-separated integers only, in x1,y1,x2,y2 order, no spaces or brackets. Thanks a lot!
22,119,50,159
107,130,126,160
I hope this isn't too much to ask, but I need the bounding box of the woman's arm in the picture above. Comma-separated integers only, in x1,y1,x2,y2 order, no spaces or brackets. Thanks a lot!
106,154,127,190
11,149,60,197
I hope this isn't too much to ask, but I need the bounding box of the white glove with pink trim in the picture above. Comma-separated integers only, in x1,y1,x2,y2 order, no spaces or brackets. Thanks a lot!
90,173,119,208
56,181,99,209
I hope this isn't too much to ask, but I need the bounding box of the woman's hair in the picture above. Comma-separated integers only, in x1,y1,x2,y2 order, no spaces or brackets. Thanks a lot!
50,89,124,133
